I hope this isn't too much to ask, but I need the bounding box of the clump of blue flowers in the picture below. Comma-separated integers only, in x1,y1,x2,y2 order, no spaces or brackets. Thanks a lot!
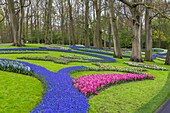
20,62,89,113
0,59,33,75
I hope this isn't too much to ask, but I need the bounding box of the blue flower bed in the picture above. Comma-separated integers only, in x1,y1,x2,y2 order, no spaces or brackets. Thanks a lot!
70,46,114,56
152,53,167,59
70,46,131,58
71,50,116,62
25,64,89,113
0,58,89,112
75,45,114,51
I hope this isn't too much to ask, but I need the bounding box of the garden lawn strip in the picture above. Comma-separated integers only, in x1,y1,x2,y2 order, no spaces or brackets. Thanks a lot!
124,62,168,71
20,61,89,112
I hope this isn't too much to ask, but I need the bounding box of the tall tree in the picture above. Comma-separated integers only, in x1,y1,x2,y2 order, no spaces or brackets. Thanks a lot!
144,0,153,61
108,0,122,58
18,0,25,46
85,0,90,46
7,0,17,46
118,0,143,62
94,0,102,48
68,0,75,45
165,49,170,65
59,0,65,45
45,0,53,44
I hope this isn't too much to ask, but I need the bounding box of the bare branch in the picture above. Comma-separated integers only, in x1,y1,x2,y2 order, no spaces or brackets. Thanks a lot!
118,0,170,21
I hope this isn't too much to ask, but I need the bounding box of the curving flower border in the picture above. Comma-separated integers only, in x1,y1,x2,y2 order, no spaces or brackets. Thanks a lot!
0,58,89,113
69,45,168,60
0,47,116,62
25,64,89,113
73,73,154,97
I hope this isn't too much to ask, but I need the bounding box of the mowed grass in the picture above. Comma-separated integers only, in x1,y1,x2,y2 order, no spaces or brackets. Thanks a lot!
70,58,170,113
0,44,169,113
0,71,43,113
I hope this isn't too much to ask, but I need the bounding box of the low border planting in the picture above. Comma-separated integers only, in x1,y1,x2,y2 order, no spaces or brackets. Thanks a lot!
70,45,114,56
70,64,145,74
60,54,100,60
72,73,154,97
41,45,69,50
91,62,146,74
18,56,91,64
124,62,168,71
0,59,33,75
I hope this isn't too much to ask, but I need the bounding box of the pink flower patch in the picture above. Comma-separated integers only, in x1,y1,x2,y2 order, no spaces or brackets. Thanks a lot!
72,73,154,97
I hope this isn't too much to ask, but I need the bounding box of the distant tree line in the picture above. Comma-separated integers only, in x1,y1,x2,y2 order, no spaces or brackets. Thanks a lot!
0,0,170,64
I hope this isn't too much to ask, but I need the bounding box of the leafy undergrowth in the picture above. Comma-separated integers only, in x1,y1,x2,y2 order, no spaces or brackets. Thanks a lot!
0,71,43,113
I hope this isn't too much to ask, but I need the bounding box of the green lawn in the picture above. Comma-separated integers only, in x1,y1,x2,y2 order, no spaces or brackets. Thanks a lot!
0,44,169,113
70,58,170,113
0,71,43,113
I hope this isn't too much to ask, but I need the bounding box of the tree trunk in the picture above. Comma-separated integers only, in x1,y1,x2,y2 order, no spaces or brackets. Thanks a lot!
35,1,40,44
30,5,33,43
68,0,75,45
108,0,122,58
130,5,143,62
18,0,25,46
108,23,111,49
85,0,90,46
61,1,65,45
45,0,52,44
36,11,40,43
25,7,29,43
94,0,102,48
92,3,96,47
158,17,161,48
104,0,107,48
4,6,12,42
145,0,153,61
165,49,170,65
7,0,18,46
